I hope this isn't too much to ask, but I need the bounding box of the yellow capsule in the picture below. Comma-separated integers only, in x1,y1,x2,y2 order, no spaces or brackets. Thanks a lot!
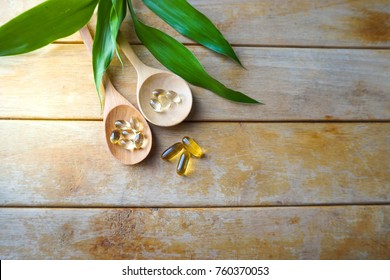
149,98,162,112
134,132,145,149
161,142,184,161
177,151,190,176
129,116,142,132
109,129,121,144
118,139,135,150
152,89,165,97
166,90,182,104
114,120,130,130
121,129,136,140
150,93,172,113
182,136,203,158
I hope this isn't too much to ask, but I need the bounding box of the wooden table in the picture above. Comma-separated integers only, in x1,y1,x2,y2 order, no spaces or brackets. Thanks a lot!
0,0,389,259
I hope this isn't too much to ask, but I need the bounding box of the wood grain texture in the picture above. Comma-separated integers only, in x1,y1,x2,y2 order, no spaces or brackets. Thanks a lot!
2,0,390,47
1,0,389,261
130,0,390,47
1,206,389,259
1,121,389,207
1,44,389,120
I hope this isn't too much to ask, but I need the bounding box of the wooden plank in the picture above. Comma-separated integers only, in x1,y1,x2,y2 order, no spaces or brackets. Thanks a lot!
2,0,390,47
130,0,390,47
1,44,389,121
0,206,389,259
0,121,389,207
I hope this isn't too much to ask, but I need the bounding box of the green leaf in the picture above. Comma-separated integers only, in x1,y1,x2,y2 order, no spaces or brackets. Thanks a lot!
143,0,242,66
0,0,98,56
93,0,127,107
127,1,260,104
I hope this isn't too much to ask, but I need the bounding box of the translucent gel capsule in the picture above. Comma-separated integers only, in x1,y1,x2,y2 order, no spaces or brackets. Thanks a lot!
149,98,162,112
129,116,142,132
182,136,203,158
134,132,145,149
114,120,130,130
109,129,121,144
152,89,165,97
177,151,191,176
150,88,174,113
161,142,184,161
118,139,135,150
121,129,136,140
149,95,172,113
166,90,182,104
159,94,172,109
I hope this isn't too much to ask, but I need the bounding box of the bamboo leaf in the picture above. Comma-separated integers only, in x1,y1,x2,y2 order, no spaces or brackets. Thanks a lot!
93,0,127,106
128,1,260,104
143,0,242,66
0,0,98,56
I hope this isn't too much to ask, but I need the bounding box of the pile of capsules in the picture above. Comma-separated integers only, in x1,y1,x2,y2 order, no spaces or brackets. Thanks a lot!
150,89,182,113
109,117,146,151
161,136,203,176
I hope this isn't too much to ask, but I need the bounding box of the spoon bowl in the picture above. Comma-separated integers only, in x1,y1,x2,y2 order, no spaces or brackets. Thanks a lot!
80,26,152,165
138,72,192,126
105,104,152,164
117,32,193,127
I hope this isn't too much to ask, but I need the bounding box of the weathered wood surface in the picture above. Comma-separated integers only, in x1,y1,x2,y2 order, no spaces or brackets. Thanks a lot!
0,121,389,207
0,206,389,259
1,0,389,260
1,44,389,120
2,0,390,47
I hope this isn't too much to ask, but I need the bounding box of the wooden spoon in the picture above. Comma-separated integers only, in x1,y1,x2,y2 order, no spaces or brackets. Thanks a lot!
79,26,152,165
116,32,193,127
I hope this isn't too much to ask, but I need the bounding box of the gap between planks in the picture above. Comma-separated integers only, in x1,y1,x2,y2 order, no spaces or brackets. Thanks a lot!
1,118,390,123
55,41,390,50
1,203,390,210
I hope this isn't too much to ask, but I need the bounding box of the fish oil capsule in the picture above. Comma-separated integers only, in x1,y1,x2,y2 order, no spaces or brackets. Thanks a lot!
152,89,165,97
118,139,135,150
149,98,162,112
109,129,121,144
161,142,184,161
158,94,172,109
150,97,171,112
121,129,136,140
129,116,142,132
134,132,145,149
114,120,130,130
182,136,203,158
150,93,172,112
166,90,182,104
177,151,191,176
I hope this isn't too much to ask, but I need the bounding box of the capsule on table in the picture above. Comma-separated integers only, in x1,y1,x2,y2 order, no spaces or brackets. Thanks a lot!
177,151,191,176
161,142,184,161
182,136,203,158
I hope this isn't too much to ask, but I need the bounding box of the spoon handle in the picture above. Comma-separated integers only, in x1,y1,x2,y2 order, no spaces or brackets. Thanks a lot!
117,31,156,80
79,26,94,56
